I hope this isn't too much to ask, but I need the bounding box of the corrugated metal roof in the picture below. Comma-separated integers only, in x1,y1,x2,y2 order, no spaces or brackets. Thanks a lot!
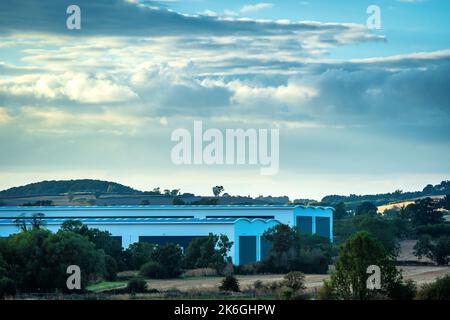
0,204,334,211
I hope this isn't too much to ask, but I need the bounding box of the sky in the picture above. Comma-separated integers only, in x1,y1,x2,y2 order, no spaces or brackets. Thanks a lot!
0,0,449,200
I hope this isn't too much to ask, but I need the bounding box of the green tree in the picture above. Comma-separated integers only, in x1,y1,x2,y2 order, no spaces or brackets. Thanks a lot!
404,198,443,226
190,198,219,205
281,271,306,300
124,242,156,270
330,231,402,300
416,224,450,238
219,275,240,292
104,255,118,281
260,225,333,274
140,261,165,278
61,219,88,233
212,186,224,197
0,229,106,291
126,277,147,293
440,195,450,210
355,202,378,216
283,271,306,292
13,213,46,232
417,275,450,300
43,230,106,289
172,198,186,205
184,234,233,272
152,187,161,194
353,214,400,256
333,202,348,220
0,250,16,298
61,220,124,270
149,244,183,278
414,235,450,265
263,224,300,253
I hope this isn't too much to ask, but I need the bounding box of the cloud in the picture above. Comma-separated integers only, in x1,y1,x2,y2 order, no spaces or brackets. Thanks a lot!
294,55,450,130
227,80,317,108
0,0,448,201
195,50,450,131
2,44,449,135
0,72,137,104
0,0,381,42
0,108,12,124
240,3,274,14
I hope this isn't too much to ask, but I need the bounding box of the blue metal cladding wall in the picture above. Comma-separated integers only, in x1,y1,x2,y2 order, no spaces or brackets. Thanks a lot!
315,217,330,238
297,216,313,235
138,236,206,250
260,237,272,259
239,236,257,265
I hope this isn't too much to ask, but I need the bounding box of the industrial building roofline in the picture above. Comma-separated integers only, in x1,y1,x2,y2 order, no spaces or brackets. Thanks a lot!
0,217,283,226
0,204,334,211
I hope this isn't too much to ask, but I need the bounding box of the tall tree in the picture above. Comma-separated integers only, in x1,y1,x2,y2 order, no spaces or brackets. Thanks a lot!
355,202,378,216
404,198,443,226
212,186,224,197
440,195,450,210
330,231,401,300
333,202,348,219
185,234,233,272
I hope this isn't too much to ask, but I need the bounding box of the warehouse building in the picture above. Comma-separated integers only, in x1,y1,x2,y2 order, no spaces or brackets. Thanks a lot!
0,205,333,265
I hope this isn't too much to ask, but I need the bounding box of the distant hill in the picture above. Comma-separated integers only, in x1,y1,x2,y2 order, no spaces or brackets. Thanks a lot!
321,180,450,208
0,178,449,208
0,179,285,206
0,179,141,198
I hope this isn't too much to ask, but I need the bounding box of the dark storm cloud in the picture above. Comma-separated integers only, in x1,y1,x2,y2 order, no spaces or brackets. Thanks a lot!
0,0,380,39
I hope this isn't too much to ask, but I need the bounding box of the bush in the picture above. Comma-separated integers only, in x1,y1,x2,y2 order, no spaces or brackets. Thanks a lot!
280,288,309,300
184,234,233,273
236,263,258,275
280,272,306,300
219,275,240,292
61,220,125,271
140,261,165,278
123,242,156,270
317,279,336,300
417,275,450,300
126,277,147,293
150,244,183,278
1,229,106,291
183,268,217,277
0,277,16,298
414,236,450,265
387,279,417,300
260,226,334,274
253,280,264,291
416,224,450,238
282,272,306,292
260,225,330,275
104,255,118,281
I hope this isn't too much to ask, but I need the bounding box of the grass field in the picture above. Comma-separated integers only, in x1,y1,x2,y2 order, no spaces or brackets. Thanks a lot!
88,265,450,295
87,239,449,296
87,281,127,292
